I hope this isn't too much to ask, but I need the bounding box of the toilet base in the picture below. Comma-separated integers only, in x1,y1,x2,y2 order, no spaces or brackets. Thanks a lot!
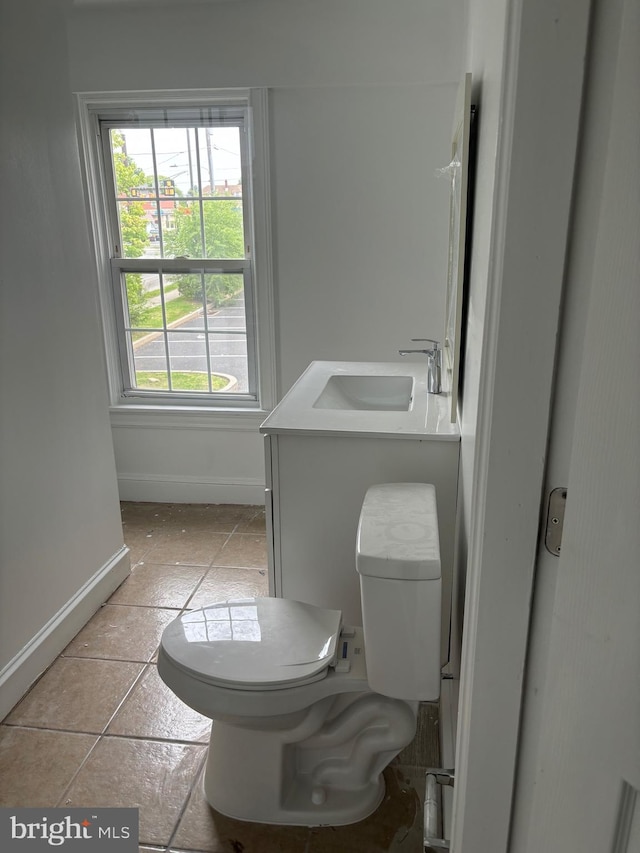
203,723,386,827
202,694,417,827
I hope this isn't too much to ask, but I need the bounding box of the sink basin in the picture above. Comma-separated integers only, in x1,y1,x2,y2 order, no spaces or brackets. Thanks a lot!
312,374,414,411
260,361,460,439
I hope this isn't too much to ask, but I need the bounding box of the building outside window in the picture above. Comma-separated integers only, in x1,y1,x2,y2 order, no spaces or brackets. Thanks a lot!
77,90,274,412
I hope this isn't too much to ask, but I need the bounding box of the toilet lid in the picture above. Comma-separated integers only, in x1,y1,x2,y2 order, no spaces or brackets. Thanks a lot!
161,597,343,690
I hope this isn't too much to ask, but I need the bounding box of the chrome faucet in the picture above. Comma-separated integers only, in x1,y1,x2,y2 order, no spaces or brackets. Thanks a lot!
399,339,442,394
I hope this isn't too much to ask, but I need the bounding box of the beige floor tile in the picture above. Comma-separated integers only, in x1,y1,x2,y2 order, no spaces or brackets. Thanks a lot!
122,525,166,551
213,534,268,569
235,507,267,534
144,530,229,567
187,567,269,609
0,726,98,807
172,771,310,853
123,531,165,567
109,563,208,609
64,736,205,846
121,502,176,526
307,766,424,853
4,658,144,734
164,504,256,534
63,605,178,662
107,664,211,743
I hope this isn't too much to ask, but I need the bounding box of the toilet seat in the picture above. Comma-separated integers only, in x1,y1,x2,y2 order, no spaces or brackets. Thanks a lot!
161,597,343,691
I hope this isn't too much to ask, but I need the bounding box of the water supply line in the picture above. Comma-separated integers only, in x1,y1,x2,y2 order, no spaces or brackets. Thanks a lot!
424,768,455,851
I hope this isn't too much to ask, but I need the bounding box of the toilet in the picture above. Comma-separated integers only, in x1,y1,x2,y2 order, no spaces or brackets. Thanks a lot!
158,482,442,827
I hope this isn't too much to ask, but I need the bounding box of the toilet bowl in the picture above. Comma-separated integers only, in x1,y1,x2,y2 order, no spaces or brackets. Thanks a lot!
158,482,442,827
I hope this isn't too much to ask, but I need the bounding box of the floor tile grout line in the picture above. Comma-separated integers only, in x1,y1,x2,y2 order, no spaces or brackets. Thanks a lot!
164,747,210,852
181,528,237,609
60,652,161,664
0,719,208,747
2,658,147,735
95,602,185,611
53,734,207,812
55,729,104,809
98,661,153,738
125,523,266,569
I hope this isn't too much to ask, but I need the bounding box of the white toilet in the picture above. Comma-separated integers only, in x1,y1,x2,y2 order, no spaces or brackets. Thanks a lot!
158,482,442,827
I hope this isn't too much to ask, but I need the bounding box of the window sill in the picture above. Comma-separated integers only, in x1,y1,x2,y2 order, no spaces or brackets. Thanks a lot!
109,404,271,432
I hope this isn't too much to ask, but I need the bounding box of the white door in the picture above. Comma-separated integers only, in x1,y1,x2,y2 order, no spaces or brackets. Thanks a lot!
451,0,639,849
450,0,592,847
508,0,640,845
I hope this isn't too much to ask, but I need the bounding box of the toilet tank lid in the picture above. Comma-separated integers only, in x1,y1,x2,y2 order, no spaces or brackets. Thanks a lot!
356,483,441,581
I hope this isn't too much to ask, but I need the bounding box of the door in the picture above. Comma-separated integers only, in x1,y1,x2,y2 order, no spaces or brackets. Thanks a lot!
508,0,640,846
450,0,637,849
450,0,592,848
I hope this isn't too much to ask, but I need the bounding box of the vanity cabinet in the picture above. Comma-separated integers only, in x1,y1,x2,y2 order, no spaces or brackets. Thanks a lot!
263,431,459,666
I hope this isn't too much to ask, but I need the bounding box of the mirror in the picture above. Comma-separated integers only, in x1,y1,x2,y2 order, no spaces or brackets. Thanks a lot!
443,73,474,423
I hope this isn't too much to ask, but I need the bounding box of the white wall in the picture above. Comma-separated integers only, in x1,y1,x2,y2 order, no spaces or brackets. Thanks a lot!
0,0,127,718
67,0,465,502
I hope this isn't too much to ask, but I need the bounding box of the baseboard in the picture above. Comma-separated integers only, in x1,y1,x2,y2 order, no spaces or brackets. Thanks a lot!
0,546,131,722
117,473,266,505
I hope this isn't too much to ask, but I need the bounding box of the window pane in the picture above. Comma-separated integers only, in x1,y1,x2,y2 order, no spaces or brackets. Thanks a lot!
205,274,248,393
202,272,244,311
208,332,248,393
167,331,210,392
130,330,168,390
110,128,153,198
110,129,154,258
197,126,242,198
162,273,206,324
163,201,203,258
109,125,245,262
202,200,245,259
116,200,150,258
123,273,162,330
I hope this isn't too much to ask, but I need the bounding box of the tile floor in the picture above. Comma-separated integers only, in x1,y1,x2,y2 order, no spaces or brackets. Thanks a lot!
0,502,439,852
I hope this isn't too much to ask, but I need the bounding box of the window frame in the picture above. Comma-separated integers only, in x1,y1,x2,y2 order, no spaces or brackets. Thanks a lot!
76,88,276,417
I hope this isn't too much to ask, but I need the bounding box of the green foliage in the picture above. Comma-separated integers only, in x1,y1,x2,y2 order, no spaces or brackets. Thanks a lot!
130,294,199,336
124,273,147,328
135,371,230,392
111,131,151,324
120,202,149,259
165,199,245,306
112,132,147,192
111,132,150,259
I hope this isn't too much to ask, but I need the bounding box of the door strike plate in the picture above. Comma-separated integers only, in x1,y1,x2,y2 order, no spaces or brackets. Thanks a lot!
545,488,567,556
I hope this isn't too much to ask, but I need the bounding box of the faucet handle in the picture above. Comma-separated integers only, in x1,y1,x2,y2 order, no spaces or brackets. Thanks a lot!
411,338,440,349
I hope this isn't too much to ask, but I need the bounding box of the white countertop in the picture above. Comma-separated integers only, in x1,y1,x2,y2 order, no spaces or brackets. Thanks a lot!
260,361,460,440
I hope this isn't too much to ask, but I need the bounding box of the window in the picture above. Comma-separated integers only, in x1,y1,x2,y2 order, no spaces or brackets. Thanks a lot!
78,91,274,411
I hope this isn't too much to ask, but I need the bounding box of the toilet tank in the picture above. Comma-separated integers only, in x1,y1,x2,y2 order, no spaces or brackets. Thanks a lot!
356,483,441,701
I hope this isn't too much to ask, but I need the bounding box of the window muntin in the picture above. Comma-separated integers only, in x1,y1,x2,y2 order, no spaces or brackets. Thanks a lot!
99,105,257,404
